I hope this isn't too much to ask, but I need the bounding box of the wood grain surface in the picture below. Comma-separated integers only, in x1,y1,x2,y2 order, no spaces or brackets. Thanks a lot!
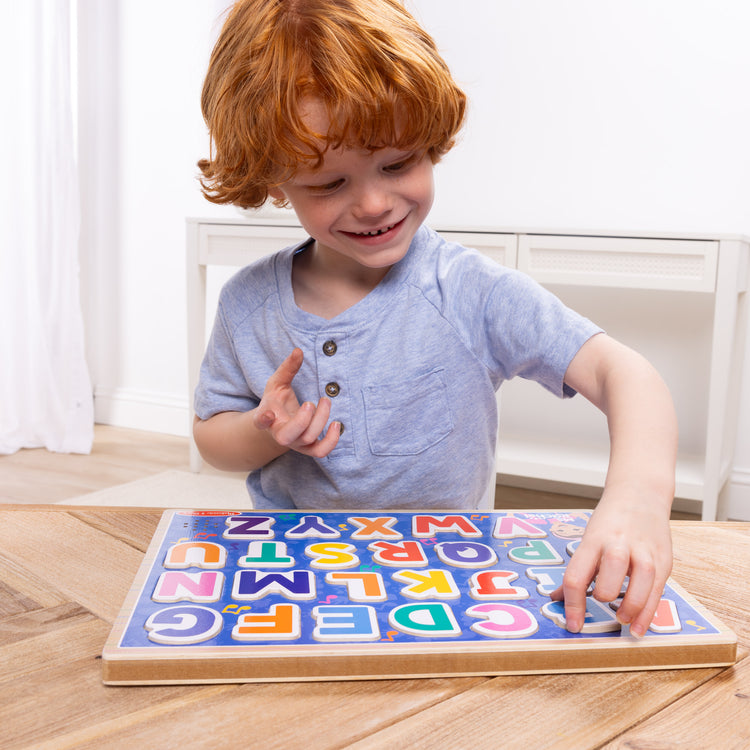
1,509,747,749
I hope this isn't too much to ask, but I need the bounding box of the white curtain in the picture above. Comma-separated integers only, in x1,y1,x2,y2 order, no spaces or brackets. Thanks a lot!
0,0,94,454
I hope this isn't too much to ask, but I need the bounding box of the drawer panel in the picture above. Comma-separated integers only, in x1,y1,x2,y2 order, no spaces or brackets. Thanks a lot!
518,235,718,291
198,223,307,266
439,231,517,268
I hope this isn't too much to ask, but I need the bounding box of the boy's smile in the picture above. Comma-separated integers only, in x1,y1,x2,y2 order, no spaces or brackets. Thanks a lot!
343,216,405,240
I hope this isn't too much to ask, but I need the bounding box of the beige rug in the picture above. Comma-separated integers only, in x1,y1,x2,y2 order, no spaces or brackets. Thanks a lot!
58,469,253,508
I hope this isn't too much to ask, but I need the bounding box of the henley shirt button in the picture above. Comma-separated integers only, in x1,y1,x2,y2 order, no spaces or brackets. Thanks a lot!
322,340,337,356
325,382,340,397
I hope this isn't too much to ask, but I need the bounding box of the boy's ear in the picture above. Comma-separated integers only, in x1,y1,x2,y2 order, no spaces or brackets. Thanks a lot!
268,187,286,201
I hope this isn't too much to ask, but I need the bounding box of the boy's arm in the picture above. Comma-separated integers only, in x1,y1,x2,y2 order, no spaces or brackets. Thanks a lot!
551,333,678,637
193,348,340,472
193,410,288,472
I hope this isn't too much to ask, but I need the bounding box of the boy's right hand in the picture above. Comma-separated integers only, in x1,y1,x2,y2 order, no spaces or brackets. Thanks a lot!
253,348,341,458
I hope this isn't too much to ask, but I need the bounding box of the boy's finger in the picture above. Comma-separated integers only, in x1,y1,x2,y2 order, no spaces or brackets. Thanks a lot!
615,574,652,627
296,398,332,446
272,401,315,446
267,348,304,389
627,585,663,638
560,584,587,634
308,420,341,457
590,545,629,603
253,409,276,431
616,560,659,633
556,548,599,633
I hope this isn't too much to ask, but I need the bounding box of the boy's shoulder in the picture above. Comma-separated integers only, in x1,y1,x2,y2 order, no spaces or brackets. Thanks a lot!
408,226,554,320
411,225,518,286
223,237,312,291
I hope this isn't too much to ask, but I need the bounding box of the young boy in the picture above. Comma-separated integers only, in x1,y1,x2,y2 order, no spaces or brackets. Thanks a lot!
194,0,677,638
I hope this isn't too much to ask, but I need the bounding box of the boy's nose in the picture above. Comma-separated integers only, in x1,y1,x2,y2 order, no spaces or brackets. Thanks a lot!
351,183,392,219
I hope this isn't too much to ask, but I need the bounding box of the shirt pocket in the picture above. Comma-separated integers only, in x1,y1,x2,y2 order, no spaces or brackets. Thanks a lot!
362,368,454,456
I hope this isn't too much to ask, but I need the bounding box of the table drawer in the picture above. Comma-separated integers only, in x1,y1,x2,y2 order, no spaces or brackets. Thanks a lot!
518,234,718,291
198,223,307,266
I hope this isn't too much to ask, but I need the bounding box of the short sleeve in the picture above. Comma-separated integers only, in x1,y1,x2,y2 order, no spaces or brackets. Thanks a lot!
193,301,259,419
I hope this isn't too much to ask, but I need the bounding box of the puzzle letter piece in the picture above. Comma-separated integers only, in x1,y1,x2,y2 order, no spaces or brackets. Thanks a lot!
388,602,462,637
412,515,482,538
163,541,227,569
224,515,275,539
305,542,361,570
325,571,388,601
492,516,547,539
347,516,403,540
469,570,530,600
232,570,316,601
285,515,341,539
435,541,498,568
466,603,539,638
368,540,428,567
238,541,295,568
649,599,682,633
541,598,621,633
508,540,564,565
152,571,224,603
392,569,461,600
145,605,223,644
232,603,301,641
526,566,567,596
312,605,381,642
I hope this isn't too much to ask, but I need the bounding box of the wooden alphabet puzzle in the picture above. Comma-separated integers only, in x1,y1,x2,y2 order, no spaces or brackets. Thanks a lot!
102,510,736,684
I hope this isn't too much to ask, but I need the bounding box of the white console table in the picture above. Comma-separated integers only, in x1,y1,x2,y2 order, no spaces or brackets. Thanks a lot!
186,217,749,521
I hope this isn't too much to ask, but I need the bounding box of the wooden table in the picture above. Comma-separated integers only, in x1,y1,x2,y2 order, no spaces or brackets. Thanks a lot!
1,507,748,749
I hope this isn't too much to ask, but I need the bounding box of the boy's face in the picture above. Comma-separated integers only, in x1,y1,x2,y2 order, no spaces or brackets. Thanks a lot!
269,102,434,275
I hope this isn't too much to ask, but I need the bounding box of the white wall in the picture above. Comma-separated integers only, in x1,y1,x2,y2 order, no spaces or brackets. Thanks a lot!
416,1,750,235
79,0,233,434
78,1,750,515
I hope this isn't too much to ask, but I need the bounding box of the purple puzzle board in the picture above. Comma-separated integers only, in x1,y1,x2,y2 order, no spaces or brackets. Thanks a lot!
102,509,736,684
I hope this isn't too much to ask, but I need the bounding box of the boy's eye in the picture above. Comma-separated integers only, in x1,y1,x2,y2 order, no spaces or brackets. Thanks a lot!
385,160,408,173
308,179,343,193
384,154,417,173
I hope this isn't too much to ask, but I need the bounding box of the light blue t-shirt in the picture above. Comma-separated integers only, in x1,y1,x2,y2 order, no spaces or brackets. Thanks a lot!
194,225,601,510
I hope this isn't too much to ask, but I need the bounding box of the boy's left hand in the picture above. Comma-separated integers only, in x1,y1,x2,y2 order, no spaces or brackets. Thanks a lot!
549,490,673,638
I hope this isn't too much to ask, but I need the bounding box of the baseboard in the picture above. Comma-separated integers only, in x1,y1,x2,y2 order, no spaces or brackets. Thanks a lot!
94,387,190,437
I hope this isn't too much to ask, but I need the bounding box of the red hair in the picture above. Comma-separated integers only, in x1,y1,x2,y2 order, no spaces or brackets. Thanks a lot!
198,0,466,208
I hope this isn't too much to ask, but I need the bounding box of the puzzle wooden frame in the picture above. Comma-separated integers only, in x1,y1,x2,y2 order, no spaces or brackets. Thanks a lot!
102,509,737,684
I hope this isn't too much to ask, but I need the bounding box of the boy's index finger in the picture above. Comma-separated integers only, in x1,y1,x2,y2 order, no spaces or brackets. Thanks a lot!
268,348,304,389
548,582,587,634
561,585,588,635
553,545,600,634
